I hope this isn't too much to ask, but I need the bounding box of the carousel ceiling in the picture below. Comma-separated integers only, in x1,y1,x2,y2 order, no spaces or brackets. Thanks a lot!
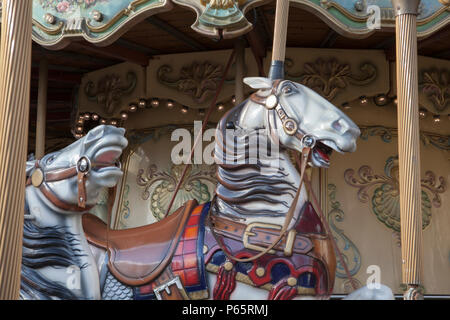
29,0,450,48
1,0,448,153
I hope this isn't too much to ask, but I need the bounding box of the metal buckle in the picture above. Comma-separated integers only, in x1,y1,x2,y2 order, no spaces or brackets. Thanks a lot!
153,276,184,300
243,222,281,255
243,222,297,257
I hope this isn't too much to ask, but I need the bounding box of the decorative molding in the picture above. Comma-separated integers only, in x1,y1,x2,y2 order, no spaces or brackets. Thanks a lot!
290,0,450,39
344,156,447,233
157,62,226,103
419,69,450,113
31,0,172,49
172,0,269,39
327,184,362,279
84,71,137,115
359,126,450,151
137,163,216,220
285,58,377,101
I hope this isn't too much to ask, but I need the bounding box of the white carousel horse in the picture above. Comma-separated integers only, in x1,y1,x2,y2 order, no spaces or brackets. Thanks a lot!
20,78,393,300
21,125,128,299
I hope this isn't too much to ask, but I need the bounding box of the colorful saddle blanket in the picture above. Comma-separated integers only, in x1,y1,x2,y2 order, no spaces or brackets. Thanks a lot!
134,203,210,300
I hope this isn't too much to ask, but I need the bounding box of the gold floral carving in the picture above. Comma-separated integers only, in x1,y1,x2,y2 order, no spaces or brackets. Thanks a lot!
285,58,377,101
157,62,224,103
84,72,137,115
420,69,450,113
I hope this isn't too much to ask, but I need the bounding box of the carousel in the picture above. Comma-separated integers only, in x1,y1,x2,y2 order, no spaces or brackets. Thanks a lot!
0,0,448,301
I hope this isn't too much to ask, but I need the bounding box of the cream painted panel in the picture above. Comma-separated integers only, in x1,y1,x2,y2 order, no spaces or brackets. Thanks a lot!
112,125,217,229
327,135,449,295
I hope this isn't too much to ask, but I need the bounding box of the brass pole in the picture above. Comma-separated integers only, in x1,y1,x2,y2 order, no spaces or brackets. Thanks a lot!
36,57,48,159
268,0,290,80
0,0,33,300
234,37,245,105
391,0,424,300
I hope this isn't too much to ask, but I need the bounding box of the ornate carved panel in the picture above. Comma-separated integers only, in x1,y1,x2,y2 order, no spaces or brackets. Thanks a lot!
326,118,450,294
147,49,259,109
78,61,146,123
277,48,388,106
344,155,446,233
418,56,450,115
31,0,172,49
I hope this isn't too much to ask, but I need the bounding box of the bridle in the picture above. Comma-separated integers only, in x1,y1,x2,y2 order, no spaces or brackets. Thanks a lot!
207,79,319,263
26,155,117,212
249,79,317,150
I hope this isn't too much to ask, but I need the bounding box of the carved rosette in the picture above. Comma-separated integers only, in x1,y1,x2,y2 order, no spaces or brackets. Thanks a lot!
344,156,447,233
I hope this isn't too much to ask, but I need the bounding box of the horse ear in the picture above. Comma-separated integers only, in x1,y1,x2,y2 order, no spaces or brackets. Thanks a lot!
26,161,35,177
243,77,273,89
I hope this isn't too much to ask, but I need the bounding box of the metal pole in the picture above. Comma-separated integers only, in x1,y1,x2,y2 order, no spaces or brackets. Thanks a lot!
391,0,424,300
36,57,48,159
234,37,245,105
0,0,33,299
268,0,290,80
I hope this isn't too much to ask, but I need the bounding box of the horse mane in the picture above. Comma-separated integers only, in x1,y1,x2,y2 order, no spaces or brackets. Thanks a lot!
20,219,87,300
213,100,297,220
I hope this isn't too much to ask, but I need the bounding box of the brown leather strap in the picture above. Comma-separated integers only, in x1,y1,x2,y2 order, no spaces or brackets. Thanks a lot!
39,183,94,212
208,147,311,263
45,167,78,183
77,171,87,208
211,215,313,255
153,267,189,300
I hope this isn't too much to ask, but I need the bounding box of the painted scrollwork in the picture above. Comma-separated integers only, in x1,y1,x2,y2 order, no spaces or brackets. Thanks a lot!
157,62,225,103
344,156,447,233
359,126,450,151
420,69,450,113
285,58,377,101
327,184,362,280
84,72,137,115
137,163,216,220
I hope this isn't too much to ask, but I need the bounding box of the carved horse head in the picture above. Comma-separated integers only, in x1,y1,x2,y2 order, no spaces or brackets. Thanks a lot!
243,77,360,167
26,125,128,213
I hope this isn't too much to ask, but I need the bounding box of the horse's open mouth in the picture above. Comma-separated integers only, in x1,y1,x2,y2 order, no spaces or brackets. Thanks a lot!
312,142,333,167
92,146,123,173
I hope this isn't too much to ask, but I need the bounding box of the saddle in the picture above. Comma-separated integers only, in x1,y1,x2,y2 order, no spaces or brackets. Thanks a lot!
82,199,198,291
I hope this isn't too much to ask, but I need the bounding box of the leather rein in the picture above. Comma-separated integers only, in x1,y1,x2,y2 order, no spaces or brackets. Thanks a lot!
207,80,318,263
26,156,116,212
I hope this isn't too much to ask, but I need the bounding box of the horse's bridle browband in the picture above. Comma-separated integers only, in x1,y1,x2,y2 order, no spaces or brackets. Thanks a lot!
26,156,114,212
250,79,317,150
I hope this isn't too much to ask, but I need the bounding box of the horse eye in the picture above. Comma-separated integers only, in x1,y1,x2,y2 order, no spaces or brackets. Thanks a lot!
46,155,55,165
283,85,295,94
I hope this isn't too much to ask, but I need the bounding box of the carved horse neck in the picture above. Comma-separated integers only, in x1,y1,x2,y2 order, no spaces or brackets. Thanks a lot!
213,100,308,229
24,186,100,300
